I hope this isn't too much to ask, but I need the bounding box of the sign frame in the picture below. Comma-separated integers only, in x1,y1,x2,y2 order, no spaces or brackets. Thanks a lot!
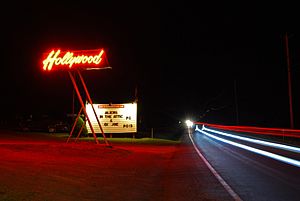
86,103,137,134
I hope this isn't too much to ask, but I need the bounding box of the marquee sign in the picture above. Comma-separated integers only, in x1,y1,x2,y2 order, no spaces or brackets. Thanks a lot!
42,49,109,71
86,103,137,133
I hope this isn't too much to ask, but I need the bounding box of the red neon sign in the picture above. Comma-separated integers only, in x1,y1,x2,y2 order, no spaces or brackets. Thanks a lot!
42,49,109,71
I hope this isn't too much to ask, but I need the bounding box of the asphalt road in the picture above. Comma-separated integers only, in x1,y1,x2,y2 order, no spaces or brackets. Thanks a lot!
192,127,300,201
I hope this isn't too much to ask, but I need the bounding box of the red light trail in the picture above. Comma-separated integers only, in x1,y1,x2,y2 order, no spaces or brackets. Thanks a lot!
194,122,300,139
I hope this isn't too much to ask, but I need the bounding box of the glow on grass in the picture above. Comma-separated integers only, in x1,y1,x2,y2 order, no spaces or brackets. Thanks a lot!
195,125,300,168
202,125,300,153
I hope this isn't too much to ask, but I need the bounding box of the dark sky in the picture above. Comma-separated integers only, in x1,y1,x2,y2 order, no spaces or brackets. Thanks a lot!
1,1,300,128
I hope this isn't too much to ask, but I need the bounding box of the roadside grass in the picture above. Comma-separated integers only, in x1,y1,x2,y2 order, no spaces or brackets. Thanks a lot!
83,137,181,145
49,133,181,145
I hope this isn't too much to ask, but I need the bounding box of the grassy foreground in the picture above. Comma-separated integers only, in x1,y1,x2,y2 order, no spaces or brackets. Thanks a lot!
53,133,181,145
76,136,181,145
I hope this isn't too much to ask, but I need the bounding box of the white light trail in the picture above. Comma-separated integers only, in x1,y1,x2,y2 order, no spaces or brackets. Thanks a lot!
202,125,300,153
195,126,300,168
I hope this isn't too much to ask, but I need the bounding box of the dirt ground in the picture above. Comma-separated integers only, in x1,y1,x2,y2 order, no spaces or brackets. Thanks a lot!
0,130,233,201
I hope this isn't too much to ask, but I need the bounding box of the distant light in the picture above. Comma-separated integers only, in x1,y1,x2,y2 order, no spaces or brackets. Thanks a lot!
185,120,193,127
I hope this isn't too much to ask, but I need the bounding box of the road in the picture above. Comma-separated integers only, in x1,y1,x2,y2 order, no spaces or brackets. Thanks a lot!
191,125,300,201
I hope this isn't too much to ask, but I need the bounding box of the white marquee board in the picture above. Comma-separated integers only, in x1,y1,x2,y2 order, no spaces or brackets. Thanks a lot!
86,103,137,133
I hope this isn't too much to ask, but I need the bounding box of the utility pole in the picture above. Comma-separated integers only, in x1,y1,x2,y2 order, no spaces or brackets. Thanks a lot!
72,88,75,116
72,71,76,120
134,85,138,103
234,79,239,125
285,32,294,129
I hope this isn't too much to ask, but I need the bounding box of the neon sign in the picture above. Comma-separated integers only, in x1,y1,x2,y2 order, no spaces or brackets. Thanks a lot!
42,49,108,71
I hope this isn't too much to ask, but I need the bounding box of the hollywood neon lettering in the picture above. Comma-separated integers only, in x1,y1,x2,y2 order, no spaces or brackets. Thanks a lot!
43,49,104,71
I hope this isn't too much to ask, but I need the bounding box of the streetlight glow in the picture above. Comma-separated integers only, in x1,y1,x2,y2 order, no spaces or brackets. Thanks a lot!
185,120,193,128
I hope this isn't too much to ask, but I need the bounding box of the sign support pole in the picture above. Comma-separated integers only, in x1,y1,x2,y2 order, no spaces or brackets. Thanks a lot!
67,106,83,143
68,71,100,144
77,70,110,146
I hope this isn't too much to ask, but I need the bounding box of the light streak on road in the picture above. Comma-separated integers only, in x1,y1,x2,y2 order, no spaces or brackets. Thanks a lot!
202,125,300,153
195,125,300,168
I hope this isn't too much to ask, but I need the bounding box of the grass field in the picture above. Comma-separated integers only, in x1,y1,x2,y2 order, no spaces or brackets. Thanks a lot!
0,129,233,201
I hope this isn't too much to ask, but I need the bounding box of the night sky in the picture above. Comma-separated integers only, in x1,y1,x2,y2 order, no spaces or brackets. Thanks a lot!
1,1,300,129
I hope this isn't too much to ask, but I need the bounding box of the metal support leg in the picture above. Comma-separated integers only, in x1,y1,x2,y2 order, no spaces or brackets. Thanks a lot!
77,70,110,146
67,106,83,143
68,71,100,144
75,119,86,142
